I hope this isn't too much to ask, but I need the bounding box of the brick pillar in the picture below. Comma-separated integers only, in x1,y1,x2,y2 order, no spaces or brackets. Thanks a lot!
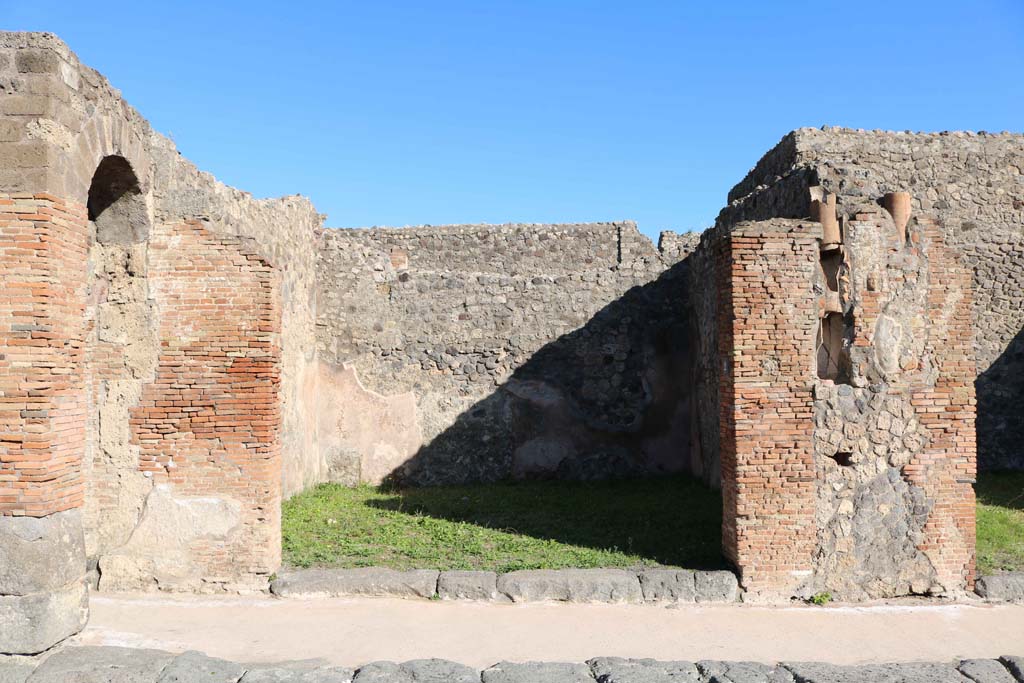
0,193,89,653
718,221,819,597
906,217,977,592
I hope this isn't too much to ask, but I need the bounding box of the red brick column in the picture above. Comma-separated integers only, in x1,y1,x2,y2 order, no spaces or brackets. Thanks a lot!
129,221,282,584
906,218,977,592
0,192,90,653
717,222,819,597
0,193,90,515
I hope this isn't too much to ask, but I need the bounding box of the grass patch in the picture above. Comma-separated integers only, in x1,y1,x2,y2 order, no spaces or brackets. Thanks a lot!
282,476,723,572
282,472,1024,575
976,471,1024,575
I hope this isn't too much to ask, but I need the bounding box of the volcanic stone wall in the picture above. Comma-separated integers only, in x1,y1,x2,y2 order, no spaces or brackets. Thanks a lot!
723,128,1024,471
315,222,703,485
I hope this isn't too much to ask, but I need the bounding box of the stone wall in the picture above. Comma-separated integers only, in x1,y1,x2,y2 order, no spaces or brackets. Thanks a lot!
723,128,1024,471
315,222,702,485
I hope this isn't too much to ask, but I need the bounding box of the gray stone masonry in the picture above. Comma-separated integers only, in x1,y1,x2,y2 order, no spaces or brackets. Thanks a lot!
5,648,1024,683
270,568,741,603
975,573,1024,602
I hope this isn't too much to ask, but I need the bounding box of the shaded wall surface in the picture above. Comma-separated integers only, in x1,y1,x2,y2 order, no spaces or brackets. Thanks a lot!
722,128,1024,471
315,223,704,485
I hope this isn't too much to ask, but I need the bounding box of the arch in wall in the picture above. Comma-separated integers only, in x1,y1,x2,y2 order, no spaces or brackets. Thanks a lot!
87,155,150,244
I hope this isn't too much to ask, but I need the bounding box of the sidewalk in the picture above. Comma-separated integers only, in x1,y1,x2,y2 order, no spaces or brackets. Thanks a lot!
74,594,1024,668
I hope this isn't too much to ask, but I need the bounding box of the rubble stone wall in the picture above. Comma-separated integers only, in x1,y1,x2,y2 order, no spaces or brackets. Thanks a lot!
315,223,703,485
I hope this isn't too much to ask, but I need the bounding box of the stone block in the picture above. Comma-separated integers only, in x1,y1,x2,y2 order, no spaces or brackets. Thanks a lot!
482,661,594,683
271,568,439,599
156,650,246,682
0,120,24,142
0,142,48,168
999,657,1024,683
782,661,967,682
0,657,34,683
697,660,794,682
0,510,86,596
497,569,642,603
588,657,700,682
958,659,1017,682
637,569,696,602
437,571,502,601
694,570,740,603
27,646,174,682
976,573,1024,602
353,659,477,683
14,49,60,74
0,95,52,117
240,662,354,682
0,580,88,655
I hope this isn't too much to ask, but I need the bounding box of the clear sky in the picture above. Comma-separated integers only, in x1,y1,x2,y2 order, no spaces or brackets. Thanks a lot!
6,1,1023,237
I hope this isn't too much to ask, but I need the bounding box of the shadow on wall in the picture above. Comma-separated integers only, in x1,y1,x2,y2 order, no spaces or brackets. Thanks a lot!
978,324,1024,471
378,256,710,488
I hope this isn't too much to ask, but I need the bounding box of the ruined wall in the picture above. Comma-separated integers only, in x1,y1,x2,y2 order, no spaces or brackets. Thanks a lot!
807,201,976,600
99,221,282,592
701,200,977,600
0,32,324,608
315,222,702,485
723,128,1024,471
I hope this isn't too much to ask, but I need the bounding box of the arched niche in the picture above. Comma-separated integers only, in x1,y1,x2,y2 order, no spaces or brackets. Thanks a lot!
87,155,150,244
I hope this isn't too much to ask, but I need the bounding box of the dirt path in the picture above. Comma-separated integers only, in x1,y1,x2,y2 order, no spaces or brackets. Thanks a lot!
75,594,1024,668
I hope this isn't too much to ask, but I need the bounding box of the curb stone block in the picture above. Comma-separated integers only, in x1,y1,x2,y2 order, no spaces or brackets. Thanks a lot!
958,659,1018,682
697,660,794,682
437,571,503,601
0,658,34,683
26,645,175,683
975,574,1024,602
482,661,594,683
694,571,740,603
157,650,246,682
0,581,89,656
497,569,642,603
782,661,967,682
240,662,355,682
637,570,697,602
589,656,700,682
270,569,440,599
1000,657,1024,682
353,660,477,683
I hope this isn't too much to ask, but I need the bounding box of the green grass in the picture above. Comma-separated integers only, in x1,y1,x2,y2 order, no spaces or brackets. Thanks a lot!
282,476,724,572
281,472,1024,576
976,471,1024,575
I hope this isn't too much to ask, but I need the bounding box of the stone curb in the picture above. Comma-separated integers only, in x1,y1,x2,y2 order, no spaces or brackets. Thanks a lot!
976,573,1024,603
270,568,741,604
4,648,1024,683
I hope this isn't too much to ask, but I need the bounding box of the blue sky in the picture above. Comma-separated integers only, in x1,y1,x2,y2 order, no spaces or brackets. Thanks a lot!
6,1,1023,237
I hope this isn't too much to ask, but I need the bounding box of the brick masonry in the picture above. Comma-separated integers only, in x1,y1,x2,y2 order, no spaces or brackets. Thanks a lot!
0,193,89,517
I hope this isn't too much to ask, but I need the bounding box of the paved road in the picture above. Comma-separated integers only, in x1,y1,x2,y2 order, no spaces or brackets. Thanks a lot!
73,594,1024,668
